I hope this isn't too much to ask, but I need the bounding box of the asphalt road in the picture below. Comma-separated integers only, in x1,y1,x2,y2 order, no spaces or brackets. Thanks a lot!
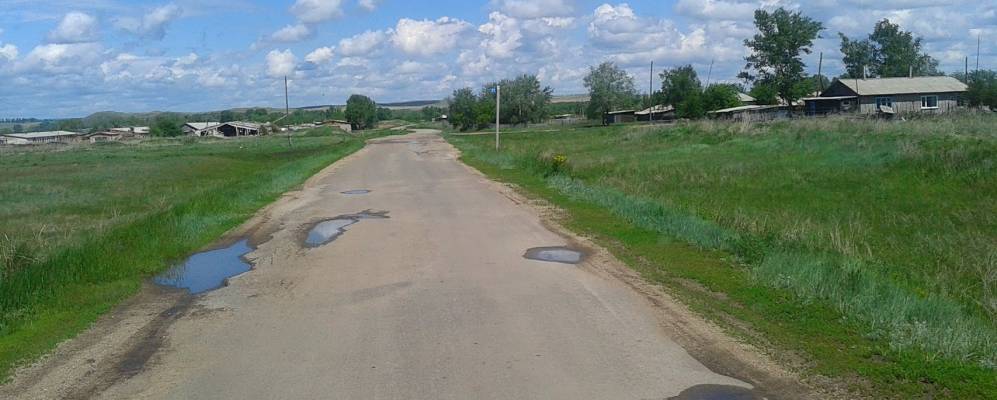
5,130,788,399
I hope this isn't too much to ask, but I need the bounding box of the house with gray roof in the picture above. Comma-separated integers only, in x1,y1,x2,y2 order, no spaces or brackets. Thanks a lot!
804,76,967,116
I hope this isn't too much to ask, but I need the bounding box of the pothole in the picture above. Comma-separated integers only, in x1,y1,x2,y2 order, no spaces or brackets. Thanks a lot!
341,189,371,195
667,384,760,400
153,239,254,294
523,246,585,264
305,210,389,247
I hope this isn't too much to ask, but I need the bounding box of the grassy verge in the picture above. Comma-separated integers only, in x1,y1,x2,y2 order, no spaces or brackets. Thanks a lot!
446,115,996,399
0,127,392,379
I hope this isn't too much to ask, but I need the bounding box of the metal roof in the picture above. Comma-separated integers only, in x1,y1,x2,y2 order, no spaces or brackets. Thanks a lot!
606,110,636,115
222,121,261,129
635,105,674,115
3,131,80,139
802,96,857,101
708,105,783,114
833,76,967,96
737,92,756,102
186,122,220,130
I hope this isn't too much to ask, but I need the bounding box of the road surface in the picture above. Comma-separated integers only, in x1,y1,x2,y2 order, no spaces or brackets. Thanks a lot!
4,130,803,399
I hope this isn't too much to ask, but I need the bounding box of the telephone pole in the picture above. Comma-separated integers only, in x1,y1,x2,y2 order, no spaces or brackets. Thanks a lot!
495,84,501,151
649,61,654,105
285,76,292,147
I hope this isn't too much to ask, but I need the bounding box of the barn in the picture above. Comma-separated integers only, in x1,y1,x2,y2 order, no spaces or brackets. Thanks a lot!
804,76,967,116
216,122,261,137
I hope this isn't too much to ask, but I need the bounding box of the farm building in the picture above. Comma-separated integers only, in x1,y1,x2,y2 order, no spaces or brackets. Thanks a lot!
0,131,81,145
804,76,967,116
604,110,637,124
216,121,261,137
708,105,790,122
737,93,757,105
635,105,676,122
84,131,123,143
110,126,150,136
183,122,221,137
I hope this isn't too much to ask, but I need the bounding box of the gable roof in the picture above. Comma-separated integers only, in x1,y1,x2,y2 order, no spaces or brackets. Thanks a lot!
635,105,674,115
830,76,967,96
185,122,220,130
737,92,756,102
3,131,80,139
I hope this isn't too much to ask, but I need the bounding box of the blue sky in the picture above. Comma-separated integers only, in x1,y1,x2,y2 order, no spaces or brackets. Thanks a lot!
0,0,993,118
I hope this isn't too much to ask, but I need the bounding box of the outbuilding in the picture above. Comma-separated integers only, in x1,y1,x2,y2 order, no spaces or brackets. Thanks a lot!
708,105,789,122
84,131,123,143
216,121,261,137
604,110,637,124
804,76,967,116
183,122,221,137
0,131,81,145
635,105,676,122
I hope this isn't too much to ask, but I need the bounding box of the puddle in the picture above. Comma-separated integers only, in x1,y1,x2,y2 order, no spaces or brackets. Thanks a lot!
667,384,760,400
523,246,585,264
153,239,253,294
305,210,389,247
341,189,371,195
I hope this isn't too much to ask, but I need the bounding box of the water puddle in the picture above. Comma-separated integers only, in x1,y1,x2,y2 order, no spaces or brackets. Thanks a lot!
523,246,585,264
153,239,253,294
667,384,760,400
305,210,389,247
341,189,371,195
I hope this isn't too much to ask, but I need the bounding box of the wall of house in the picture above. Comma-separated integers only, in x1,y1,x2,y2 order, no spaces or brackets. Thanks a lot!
858,92,961,114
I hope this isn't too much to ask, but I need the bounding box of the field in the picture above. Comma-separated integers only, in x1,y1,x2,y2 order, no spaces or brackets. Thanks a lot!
0,128,387,379
446,114,996,398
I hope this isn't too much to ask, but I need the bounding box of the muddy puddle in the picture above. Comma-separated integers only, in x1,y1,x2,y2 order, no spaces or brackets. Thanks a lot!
305,210,389,247
153,239,253,294
667,384,760,400
523,246,585,264
341,189,371,195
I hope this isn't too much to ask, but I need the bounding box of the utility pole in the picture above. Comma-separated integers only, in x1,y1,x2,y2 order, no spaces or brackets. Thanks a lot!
816,52,824,93
649,61,654,106
284,76,292,147
965,56,969,83
495,84,501,151
705,59,714,89
977,34,982,73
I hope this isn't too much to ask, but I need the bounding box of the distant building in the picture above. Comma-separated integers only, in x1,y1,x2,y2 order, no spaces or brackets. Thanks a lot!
110,126,150,136
84,131,123,143
216,121,261,137
707,105,790,122
635,105,676,122
804,76,967,116
183,122,221,137
0,131,81,145
604,110,637,124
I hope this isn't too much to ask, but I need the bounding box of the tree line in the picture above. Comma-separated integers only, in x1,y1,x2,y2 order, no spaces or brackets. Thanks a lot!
447,74,554,131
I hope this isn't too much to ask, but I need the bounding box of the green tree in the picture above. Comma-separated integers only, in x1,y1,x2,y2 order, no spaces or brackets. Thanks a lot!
584,62,638,121
957,70,997,110
839,19,940,78
376,107,393,121
659,65,702,107
739,7,823,106
421,106,443,121
701,84,742,112
345,94,377,130
219,110,235,123
490,74,553,125
151,117,183,137
748,83,779,105
448,88,479,131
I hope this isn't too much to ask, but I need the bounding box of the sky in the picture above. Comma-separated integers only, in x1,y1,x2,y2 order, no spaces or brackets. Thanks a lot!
0,0,993,118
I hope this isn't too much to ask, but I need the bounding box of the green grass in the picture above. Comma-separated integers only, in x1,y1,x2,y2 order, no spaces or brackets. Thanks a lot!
0,127,389,379
446,114,997,399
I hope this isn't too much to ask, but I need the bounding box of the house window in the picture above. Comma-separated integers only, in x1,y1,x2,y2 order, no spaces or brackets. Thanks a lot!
875,97,893,108
921,95,938,110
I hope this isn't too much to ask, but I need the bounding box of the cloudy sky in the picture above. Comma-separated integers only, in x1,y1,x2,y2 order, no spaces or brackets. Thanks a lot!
0,0,993,118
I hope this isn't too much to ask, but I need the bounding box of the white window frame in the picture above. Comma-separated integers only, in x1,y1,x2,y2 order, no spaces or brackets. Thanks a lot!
921,95,939,110
875,97,893,108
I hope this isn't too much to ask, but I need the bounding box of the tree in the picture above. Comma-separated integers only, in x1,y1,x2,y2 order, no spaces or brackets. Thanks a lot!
345,94,377,130
376,107,393,121
421,106,444,121
839,19,940,78
660,65,702,107
151,117,183,137
748,83,779,105
448,88,479,131
739,7,823,106
702,84,742,112
959,70,997,110
584,62,638,121
219,110,235,123
489,74,553,125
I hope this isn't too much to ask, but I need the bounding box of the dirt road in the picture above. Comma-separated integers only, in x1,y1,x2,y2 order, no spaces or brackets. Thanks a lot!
3,130,805,399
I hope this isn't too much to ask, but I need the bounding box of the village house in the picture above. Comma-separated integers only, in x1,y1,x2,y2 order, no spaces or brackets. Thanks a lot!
804,76,967,116
183,122,221,137
0,131,82,145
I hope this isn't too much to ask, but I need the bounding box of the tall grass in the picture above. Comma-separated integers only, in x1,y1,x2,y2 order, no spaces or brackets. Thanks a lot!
448,114,997,370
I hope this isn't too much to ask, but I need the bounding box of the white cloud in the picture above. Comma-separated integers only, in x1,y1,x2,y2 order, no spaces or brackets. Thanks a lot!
479,12,522,59
338,30,386,56
305,46,335,64
391,17,472,56
492,0,576,19
358,0,380,11
116,4,183,40
266,49,297,77
291,0,344,24
22,42,104,72
271,24,313,42
47,12,100,44
675,0,759,21
0,43,17,62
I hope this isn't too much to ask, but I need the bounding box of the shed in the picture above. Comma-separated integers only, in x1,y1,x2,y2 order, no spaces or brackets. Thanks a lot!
84,131,123,143
708,105,789,122
183,122,221,137
0,131,81,145
635,105,676,122
216,122,261,137
604,110,636,124
809,76,967,115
